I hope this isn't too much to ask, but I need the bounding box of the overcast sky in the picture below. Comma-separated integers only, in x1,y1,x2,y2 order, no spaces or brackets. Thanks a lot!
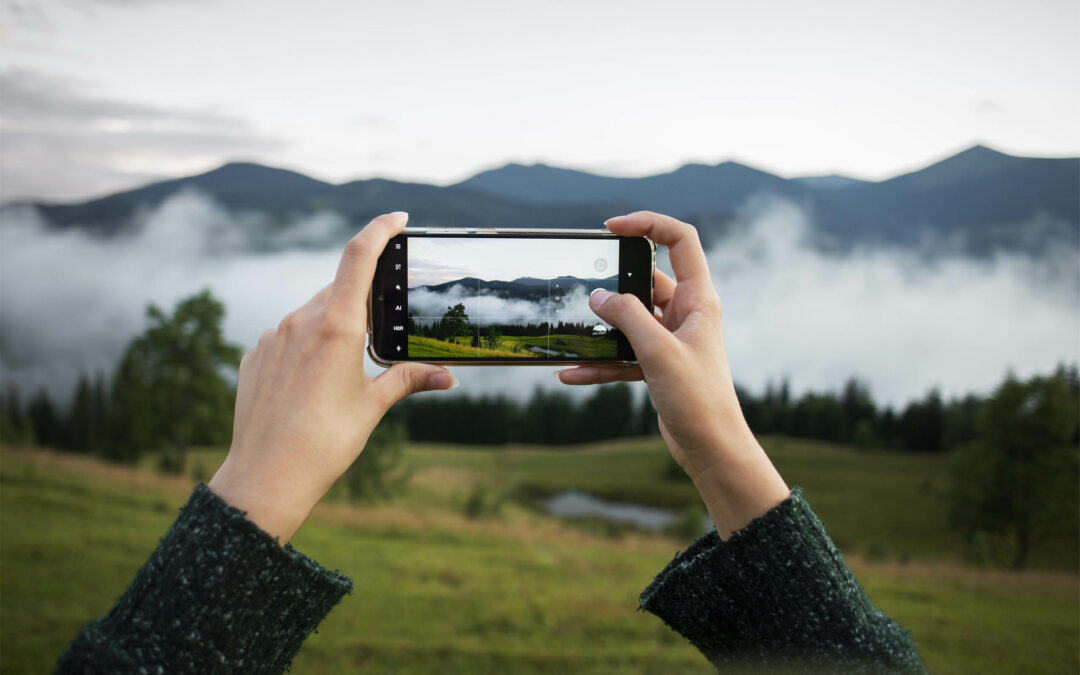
1,0,1077,202
407,237,618,287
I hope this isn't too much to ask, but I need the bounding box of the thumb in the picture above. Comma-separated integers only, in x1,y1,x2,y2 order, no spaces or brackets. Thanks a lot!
589,289,672,363
371,363,458,408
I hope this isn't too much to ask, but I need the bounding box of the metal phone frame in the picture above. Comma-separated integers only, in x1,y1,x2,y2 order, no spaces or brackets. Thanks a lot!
367,227,656,367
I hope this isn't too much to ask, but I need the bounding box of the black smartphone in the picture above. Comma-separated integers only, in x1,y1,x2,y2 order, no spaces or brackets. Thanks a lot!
368,228,655,365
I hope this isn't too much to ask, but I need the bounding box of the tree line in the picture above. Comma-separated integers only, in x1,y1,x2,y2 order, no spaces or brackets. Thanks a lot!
737,379,985,452
386,384,656,445
388,371,1077,454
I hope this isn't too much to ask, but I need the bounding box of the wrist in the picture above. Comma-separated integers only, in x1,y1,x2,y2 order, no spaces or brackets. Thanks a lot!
685,431,790,540
207,458,318,545
678,413,759,483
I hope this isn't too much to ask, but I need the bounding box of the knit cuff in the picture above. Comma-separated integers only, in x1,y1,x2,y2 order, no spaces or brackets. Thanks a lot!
58,484,352,674
639,487,924,673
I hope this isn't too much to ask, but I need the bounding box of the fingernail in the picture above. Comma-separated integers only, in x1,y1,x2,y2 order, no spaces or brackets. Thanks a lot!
391,211,409,221
589,288,614,308
427,372,459,390
552,367,572,381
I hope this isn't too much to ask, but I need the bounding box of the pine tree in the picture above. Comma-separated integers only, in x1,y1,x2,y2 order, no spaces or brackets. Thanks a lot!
27,389,62,448
68,374,95,452
639,389,659,436
1,384,34,446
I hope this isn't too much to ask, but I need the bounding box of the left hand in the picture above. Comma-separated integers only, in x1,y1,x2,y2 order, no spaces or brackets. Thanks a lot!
209,212,457,543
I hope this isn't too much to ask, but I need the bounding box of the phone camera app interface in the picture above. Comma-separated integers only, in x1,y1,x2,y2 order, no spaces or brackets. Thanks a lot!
399,237,621,360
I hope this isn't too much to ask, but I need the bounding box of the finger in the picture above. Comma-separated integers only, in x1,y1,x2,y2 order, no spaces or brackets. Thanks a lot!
239,348,257,379
653,269,676,310
555,365,644,385
605,212,711,288
370,362,458,409
307,282,333,309
256,328,276,351
329,212,409,315
588,289,675,364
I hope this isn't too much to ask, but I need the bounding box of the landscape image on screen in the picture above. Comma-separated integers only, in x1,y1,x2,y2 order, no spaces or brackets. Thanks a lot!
407,237,621,359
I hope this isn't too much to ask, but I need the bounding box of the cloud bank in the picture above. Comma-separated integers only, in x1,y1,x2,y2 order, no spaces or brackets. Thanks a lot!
0,194,343,400
704,200,1078,406
1,193,1076,410
408,283,602,326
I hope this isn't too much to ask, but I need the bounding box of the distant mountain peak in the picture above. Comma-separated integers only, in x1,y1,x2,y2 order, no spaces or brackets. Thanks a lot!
955,143,1009,159
883,143,1020,188
475,162,605,177
215,160,276,171
667,159,775,178
199,161,327,182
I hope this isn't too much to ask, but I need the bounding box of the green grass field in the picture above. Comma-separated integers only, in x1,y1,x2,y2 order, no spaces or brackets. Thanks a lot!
408,334,616,359
2,439,1077,674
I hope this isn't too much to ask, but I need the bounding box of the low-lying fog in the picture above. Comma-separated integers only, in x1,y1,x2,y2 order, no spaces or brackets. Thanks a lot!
1,191,1076,409
409,283,602,325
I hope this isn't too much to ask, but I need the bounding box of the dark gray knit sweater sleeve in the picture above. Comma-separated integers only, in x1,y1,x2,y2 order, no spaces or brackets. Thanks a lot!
640,487,926,673
55,484,352,674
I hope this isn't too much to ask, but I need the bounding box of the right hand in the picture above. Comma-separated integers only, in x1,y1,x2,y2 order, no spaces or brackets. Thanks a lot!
556,211,790,538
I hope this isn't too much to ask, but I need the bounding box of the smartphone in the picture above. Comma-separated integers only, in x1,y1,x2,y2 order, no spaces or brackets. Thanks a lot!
368,228,655,365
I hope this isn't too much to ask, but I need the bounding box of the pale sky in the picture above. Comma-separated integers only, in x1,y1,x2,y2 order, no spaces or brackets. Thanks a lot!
407,237,618,288
1,0,1077,202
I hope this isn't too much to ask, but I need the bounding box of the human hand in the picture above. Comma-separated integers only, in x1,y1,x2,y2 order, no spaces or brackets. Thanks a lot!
208,212,457,543
556,211,789,538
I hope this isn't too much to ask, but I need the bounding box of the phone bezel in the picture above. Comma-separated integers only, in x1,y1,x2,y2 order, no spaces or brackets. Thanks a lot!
367,227,655,367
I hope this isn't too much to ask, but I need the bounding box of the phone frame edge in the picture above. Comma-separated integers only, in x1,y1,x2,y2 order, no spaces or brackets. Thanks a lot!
366,228,656,368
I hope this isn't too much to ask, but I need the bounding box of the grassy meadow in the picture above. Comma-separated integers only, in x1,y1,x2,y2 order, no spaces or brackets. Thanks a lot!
1,438,1077,674
407,334,616,359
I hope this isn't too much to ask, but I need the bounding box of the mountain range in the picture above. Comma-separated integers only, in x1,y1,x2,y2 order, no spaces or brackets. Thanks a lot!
6,145,1077,256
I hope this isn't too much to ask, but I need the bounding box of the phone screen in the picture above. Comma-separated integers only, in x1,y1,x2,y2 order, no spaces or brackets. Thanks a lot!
371,232,653,363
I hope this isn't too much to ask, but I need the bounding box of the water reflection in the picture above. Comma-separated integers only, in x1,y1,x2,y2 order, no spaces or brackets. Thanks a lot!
540,490,677,530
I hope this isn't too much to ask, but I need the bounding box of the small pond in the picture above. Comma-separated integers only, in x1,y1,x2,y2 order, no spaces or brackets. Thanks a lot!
539,490,679,531
529,346,578,357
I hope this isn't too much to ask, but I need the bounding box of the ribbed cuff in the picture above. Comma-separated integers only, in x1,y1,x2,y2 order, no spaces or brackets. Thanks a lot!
57,484,352,674
639,487,925,673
